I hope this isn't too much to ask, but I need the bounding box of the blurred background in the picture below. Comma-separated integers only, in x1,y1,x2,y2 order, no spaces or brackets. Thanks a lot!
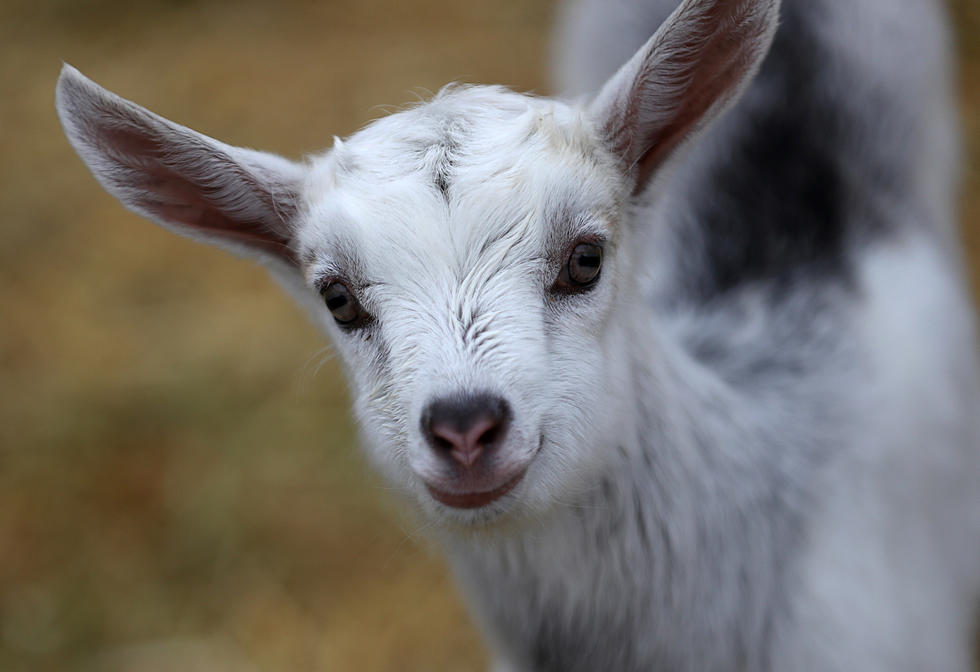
0,1,977,670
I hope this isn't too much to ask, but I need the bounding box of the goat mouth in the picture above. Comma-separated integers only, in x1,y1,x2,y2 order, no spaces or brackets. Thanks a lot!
425,469,526,509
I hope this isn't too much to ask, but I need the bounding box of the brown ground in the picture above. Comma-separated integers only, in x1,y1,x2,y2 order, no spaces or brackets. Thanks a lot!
0,1,977,670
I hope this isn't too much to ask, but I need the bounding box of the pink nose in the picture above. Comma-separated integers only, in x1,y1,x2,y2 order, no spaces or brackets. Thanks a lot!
422,394,511,468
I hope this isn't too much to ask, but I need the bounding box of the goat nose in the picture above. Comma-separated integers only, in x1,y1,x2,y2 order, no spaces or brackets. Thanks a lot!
421,394,511,468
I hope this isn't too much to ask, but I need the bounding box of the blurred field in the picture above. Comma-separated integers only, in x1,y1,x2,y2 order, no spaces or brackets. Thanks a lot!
0,1,977,670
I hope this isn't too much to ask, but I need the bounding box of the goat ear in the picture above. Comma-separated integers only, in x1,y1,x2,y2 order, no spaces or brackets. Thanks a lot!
56,65,306,266
590,0,780,193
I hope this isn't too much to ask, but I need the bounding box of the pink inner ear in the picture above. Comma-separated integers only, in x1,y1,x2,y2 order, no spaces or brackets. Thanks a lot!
151,195,297,263
601,0,775,195
97,120,298,264
631,36,754,189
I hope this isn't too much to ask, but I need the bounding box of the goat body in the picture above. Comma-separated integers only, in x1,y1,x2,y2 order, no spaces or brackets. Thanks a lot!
56,0,980,669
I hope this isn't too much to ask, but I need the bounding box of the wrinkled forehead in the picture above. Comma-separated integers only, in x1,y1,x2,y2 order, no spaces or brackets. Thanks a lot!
298,86,620,284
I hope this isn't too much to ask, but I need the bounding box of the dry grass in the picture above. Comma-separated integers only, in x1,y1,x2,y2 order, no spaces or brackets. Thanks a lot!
0,1,977,670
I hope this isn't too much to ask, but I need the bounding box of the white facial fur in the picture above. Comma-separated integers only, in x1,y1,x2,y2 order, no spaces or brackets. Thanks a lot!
295,88,633,524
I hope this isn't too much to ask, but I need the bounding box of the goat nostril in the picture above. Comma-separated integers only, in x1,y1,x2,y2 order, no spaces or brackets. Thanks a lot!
477,425,500,447
432,435,454,452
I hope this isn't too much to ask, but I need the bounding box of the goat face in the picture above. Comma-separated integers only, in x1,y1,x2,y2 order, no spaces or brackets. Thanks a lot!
296,89,633,524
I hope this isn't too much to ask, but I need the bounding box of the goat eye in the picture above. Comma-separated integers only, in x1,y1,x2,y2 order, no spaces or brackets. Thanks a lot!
568,243,603,284
320,282,365,327
558,242,603,290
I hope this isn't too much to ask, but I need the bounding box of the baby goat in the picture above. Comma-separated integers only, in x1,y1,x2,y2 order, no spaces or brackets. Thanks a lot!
56,0,980,669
